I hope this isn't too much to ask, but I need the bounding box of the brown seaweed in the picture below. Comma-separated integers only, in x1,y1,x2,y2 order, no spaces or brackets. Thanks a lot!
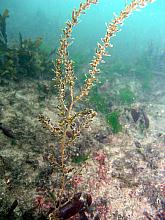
0,9,9,50
131,108,140,122
0,123,15,138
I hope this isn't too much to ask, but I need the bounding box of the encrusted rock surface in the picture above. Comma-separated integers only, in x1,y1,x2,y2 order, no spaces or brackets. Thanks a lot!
0,75,164,219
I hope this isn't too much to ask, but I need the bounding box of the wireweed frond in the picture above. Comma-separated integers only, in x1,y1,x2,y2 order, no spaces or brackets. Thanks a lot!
39,0,156,212
76,0,155,101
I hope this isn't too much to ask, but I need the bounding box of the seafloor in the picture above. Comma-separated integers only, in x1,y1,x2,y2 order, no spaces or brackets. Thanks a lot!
0,64,165,219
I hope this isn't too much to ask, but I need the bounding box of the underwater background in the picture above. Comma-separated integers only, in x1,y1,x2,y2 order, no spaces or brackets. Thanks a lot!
1,0,165,61
0,0,165,219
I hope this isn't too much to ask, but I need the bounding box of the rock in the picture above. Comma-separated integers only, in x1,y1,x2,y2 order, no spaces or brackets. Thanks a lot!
95,130,108,144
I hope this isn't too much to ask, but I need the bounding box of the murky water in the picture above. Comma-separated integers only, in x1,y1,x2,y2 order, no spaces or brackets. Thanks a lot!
0,1,165,219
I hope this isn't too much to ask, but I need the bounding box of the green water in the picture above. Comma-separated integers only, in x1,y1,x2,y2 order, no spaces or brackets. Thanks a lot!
0,0,165,62
0,1,165,219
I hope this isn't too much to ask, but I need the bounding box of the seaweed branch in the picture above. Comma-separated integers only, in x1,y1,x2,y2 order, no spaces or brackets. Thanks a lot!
76,0,155,101
40,0,98,206
53,0,98,114
39,0,156,213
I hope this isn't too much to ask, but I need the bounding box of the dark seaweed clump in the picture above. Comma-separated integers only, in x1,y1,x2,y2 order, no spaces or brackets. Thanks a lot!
0,9,53,81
